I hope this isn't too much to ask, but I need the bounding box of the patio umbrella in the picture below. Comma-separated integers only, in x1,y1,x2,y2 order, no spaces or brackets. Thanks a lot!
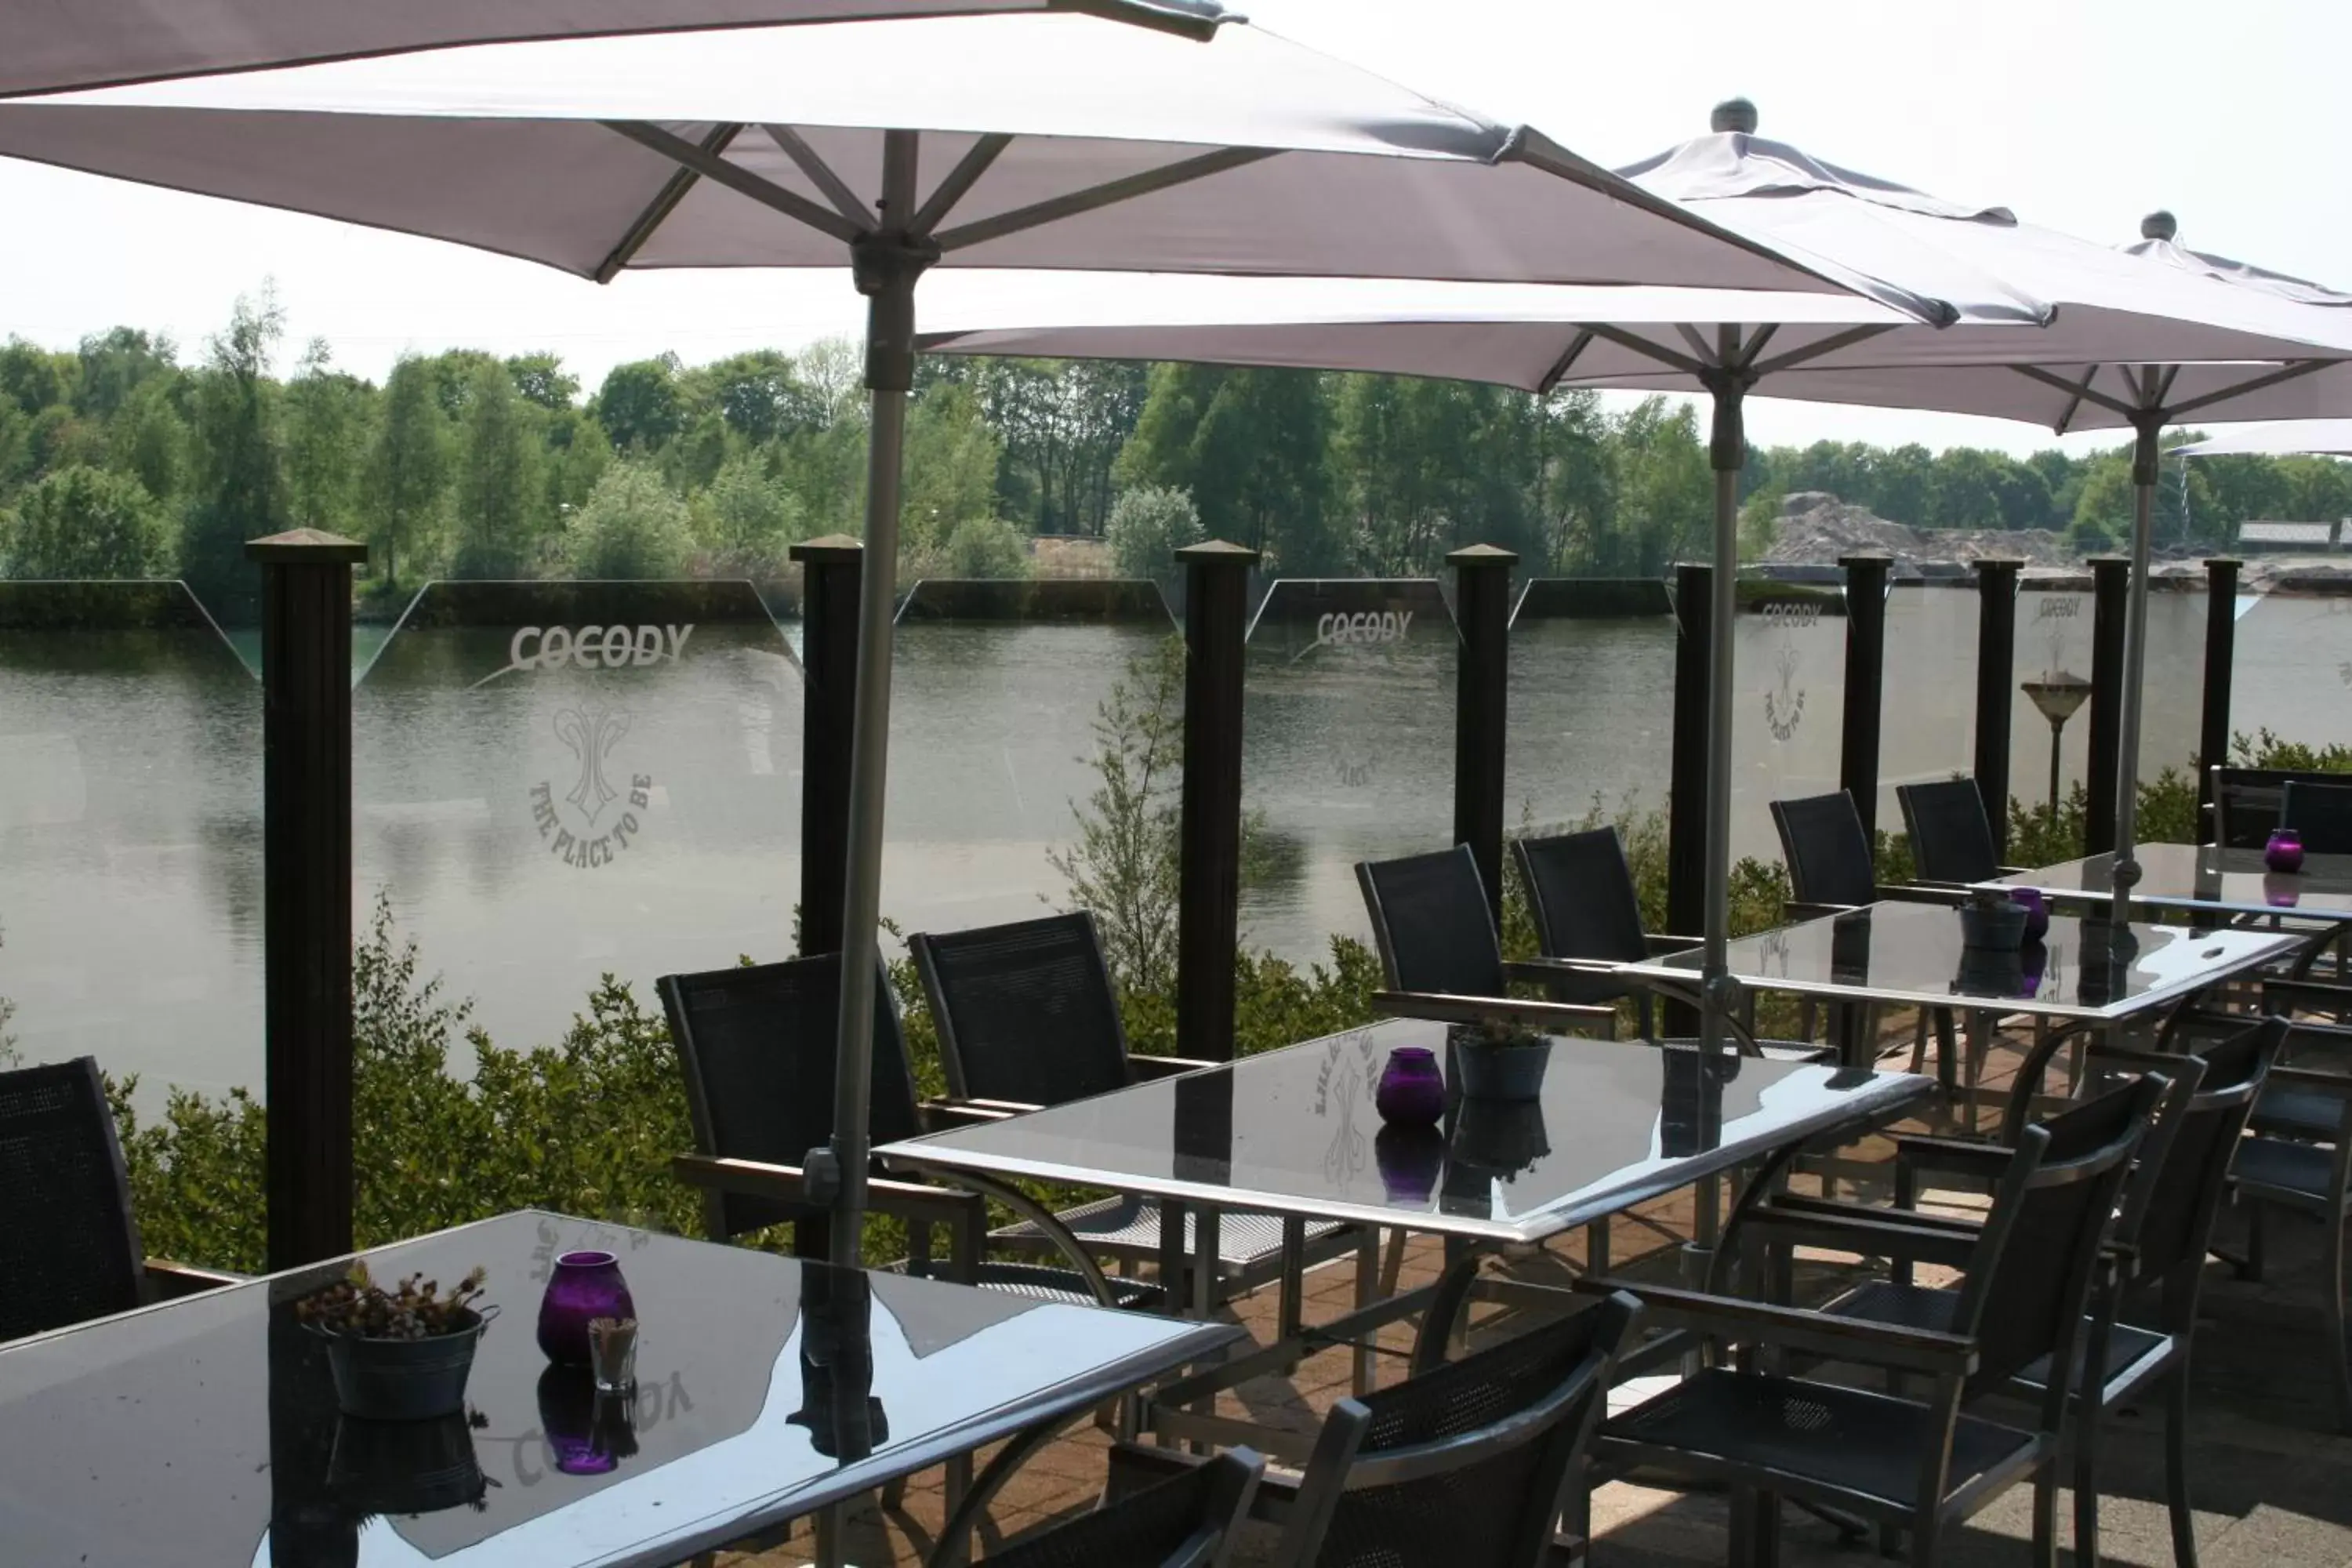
2,0,1234,97
2173,420,2352,458
918,105,2352,1072
0,27,1857,1261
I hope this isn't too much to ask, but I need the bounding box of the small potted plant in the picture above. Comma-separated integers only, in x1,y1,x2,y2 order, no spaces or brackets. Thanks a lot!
1957,887,2029,953
299,1262,496,1421
1447,1016,1553,1102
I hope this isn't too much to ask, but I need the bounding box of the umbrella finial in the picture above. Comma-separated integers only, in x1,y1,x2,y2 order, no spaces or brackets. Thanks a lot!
2141,210,2178,241
1711,98,1759,135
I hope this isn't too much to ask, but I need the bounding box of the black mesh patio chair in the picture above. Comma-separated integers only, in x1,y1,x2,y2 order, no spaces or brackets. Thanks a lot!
1778,1019,2278,1567
962,1450,1264,1568
1512,829,1827,1062
908,913,1357,1305
1584,1076,2161,1568
1896,778,2022,886
1774,789,1961,1079
2281,779,2352,855
0,1057,239,1345
1111,1290,1642,1567
2227,1011,2352,1432
658,952,1159,1311
1353,845,1617,1037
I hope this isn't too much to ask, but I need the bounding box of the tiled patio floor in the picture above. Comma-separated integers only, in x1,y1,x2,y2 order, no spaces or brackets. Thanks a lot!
728,1022,2352,1568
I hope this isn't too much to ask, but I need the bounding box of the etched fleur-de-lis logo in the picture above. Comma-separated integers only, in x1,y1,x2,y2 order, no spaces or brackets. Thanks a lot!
554,706,632,826
1763,644,1806,742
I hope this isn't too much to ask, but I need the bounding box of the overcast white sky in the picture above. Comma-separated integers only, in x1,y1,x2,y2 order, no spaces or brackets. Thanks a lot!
1,0,2342,457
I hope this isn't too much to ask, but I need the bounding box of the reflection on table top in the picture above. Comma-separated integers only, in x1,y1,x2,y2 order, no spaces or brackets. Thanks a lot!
878,1019,1929,1246
0,1210,1232,1568
1622,899,2299,1021
2000,843,2352,921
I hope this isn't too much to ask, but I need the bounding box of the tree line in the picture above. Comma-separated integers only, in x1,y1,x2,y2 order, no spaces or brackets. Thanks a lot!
5,290,2349,618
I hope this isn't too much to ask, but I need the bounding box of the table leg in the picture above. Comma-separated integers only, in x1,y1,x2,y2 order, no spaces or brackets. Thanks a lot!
1353,1230,1378,1395
1277,1216,1306,1345
1192,1207,1219,1321
1158,1200,1186,1318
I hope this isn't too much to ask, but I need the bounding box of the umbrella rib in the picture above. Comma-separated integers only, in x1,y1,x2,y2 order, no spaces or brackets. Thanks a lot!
1675,323,1719,366
1577,321,1711,378
764,125,876,228
1737,322,1780,365
1051,0,1233,42
912,133,1014,238
604,120,866,245
930,145,1278,252
1746,322,1894,379
2013,364,2131,429
2165,358,2334,422
593,122,742,285
1534,329,1596,394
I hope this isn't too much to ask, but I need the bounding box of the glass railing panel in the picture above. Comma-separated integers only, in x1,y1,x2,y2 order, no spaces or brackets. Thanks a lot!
1878,583,1980,840
1728,581,1849,866
2228,582,2352,760
2136,579,2209,804
881,611,1174,943
0,580,263,1100
2009,577,2098,822
1505,582,1678,844
1242,579,1457,963
350,581,801,1057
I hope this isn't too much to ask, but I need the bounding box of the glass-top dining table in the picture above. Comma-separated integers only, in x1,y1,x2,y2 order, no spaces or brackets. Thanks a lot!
878,1017,1930,1455
0,1210,1236,1568
1997,842,2352,933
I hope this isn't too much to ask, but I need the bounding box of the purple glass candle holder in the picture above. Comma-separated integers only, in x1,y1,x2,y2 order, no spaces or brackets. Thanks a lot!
1374,1046,1446,1128
1374,1123,1445,1206
2009,887,2050,943
2266,829,2306,874
2265,871,2303,909
538,1250,636,1367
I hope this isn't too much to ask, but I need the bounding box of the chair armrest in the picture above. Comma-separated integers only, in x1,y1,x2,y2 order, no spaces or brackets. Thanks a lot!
1642,932,1703,955
670,1153,982,1227
1129,1054,1221,1082
1571,1276,1976,1377
1730,1201,1982,1271
2263,978,2352,1016
1371,989,1617,1031
1891,1132,2012,1175
2270,1065,2352,1093
1783,900,1860,921
1508,956,1636,978
144,1260,244,1301
919,1096,1042,1130
1875,883,1967,906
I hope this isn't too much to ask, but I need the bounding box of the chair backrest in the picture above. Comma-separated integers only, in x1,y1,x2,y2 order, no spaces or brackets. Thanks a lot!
909,912,1132,1107
984,1449,1264,1568
1278,1292,1640,1568
2281,779,2352,854
1769,791,1877,907
655,953,924,1241
1896,778,2002,884
2123,1018,2282,1290
1512,829,1647,1007
2211,764,2350,848
0,1057,146,1343
1954,1076,2163,1402
1356,845,1508,999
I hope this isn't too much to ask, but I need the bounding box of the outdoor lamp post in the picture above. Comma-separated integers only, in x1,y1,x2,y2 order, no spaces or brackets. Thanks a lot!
2024,672,2094,815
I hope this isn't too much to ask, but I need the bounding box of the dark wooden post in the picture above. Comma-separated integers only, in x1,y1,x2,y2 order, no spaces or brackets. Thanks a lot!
791,535,863,958
1838,553,1892,843
2086,556,2130,854
1666,563,1712,1038
249,529,365,1273
1449,544,1517,927
1176,541,1258,1063
2198,557,2242,837
1972,558,2024,858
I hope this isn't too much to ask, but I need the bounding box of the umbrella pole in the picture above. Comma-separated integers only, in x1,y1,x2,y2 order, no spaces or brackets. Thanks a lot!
2109,417,2161,919
1693,373,1746,1279
817,199,936,1270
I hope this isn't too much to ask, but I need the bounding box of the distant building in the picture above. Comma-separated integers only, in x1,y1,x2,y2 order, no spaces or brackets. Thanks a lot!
2237,519,2342,551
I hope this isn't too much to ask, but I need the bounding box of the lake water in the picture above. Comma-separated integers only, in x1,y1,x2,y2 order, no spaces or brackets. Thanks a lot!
4,575,2332,1104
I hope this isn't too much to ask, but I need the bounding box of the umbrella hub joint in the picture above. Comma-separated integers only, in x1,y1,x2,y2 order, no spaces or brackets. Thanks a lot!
853,234,939,394
1697,366,1755,473
2129,410,2168,486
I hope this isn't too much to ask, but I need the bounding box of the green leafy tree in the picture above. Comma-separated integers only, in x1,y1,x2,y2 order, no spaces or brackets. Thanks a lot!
364,355,451,590
107,379,188,512
3,464,172,578
686,349,819,445
1104,485,1203,579
73,327,176,419
452,357,544,578
565,460,692,579
593,355,685,453
504,352,580,412
693,452,803,575
0,338,72,418
1120,364,1336,571
180,290,288,618
943,513,1032,579
281,339,372,538
1605,397,1710,575
902,381,1005,556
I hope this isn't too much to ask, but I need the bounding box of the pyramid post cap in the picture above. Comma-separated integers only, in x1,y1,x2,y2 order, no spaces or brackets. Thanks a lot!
245,528,368,564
